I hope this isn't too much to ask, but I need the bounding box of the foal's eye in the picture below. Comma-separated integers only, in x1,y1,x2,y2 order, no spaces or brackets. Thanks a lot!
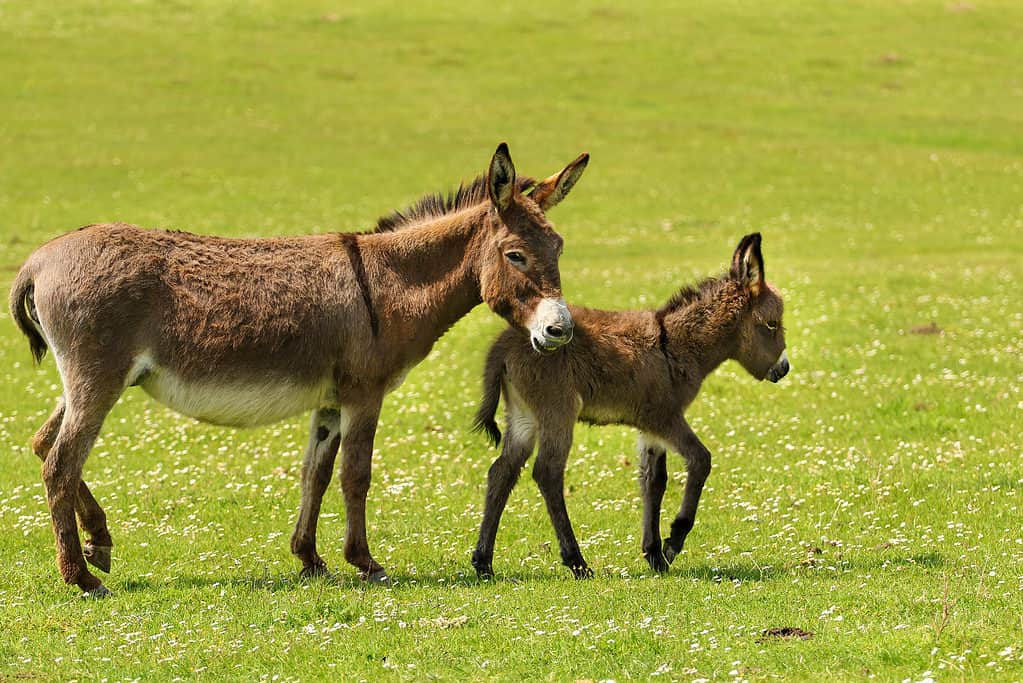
505,251,527,268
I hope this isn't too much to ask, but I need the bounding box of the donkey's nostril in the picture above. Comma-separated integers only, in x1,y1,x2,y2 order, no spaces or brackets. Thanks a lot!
545,324,565,338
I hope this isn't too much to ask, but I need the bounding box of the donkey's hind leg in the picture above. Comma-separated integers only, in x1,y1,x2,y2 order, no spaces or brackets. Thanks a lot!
291,408,343,578
532,425,592,579
663,419,712,564
32,398,113,574
637,434,670,573
472,409,537,578
40,380,121,597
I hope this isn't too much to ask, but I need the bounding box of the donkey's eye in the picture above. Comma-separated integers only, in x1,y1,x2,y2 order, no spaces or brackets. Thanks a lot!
764,321,778,331
505,251,527,268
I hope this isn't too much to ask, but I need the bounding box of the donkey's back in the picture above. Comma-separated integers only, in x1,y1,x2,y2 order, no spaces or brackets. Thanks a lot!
11,223,368,426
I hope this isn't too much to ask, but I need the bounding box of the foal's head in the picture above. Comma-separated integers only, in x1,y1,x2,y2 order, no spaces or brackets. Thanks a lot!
479,143,588,353
729,233,789,383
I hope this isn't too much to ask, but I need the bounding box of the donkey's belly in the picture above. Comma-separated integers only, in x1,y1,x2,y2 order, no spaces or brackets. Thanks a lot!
137,365,328,428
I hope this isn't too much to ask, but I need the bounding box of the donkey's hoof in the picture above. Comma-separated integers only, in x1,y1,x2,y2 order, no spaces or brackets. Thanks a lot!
299,562,330,580
363,569,390,585
662,542,680,565
84,544,112,573
473,564,495,580
645,551,670,574
81,584,112,599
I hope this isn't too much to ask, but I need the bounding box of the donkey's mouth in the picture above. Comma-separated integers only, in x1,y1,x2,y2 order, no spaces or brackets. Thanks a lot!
531,336,567,354
767,352,790,383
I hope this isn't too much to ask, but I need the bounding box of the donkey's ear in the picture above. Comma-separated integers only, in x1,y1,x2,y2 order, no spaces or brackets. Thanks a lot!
528,152,590,211
730,233,765,296
488,142,517,211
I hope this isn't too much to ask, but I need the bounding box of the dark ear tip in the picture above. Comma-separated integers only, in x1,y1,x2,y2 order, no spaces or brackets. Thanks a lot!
495,142,510,155
578,152,590,164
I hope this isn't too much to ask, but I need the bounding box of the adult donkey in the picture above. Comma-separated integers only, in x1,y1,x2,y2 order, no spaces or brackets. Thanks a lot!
10,143,587,597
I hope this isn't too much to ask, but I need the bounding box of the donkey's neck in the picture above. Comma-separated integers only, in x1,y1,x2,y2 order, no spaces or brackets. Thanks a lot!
663,284,747,380
363,206,487,343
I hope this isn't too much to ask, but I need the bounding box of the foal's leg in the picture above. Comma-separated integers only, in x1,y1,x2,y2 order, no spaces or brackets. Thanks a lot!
32,398,113,574
472,408,537,578
291,408,344,577
637,434,669,573
532,425,592,578
663,419,712,564
338,398,386,583
41,379,121,596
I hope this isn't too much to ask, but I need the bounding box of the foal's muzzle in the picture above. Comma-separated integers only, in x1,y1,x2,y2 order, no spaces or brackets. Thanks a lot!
529,298,574,353
767,351,790,383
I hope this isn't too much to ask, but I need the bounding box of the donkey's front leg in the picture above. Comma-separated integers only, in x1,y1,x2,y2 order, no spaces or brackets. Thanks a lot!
663,420,712,564
637,434,669,573
291,408,344,578
338,399,387,583
532,427,591,578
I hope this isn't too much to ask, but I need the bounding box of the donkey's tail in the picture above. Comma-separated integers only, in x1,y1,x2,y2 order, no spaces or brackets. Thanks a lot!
9,267,47,364
472,340,507,447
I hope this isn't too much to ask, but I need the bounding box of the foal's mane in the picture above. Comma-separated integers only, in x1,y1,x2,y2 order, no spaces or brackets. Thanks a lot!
655,275,730,318
375,175,536,232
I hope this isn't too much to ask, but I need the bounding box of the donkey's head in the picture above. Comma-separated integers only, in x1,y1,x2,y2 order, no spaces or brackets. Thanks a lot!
479,143,588,353
729,233,789,383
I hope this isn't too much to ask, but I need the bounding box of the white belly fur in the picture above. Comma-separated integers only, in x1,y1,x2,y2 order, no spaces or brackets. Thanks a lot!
135,359,329,428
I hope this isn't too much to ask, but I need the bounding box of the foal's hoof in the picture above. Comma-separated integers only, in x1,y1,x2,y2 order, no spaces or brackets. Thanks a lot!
363,569,391,585
645,551,670,574
81,584,112,600
84,544,112,574
471,553,494,579
662,541,680,565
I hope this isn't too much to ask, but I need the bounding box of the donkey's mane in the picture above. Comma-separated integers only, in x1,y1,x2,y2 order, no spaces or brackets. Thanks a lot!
375,175,537,233
655,275,729,317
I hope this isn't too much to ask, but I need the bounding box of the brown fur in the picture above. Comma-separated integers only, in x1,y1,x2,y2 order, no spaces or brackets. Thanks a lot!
471,233,789,578
9,143,589,595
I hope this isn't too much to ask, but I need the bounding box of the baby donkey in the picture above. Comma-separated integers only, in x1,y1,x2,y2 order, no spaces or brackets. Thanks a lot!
471,233,789,578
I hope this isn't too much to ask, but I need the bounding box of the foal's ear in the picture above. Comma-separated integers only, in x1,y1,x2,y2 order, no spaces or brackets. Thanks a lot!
528,152,590,211
730,233,765,296
488,142,517,211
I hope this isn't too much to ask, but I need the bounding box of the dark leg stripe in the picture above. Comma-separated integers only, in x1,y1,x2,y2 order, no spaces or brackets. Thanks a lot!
339,234,379,338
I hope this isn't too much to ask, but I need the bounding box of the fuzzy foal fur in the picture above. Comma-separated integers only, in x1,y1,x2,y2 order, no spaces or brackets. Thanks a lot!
471,233,789,578
10,143,589,596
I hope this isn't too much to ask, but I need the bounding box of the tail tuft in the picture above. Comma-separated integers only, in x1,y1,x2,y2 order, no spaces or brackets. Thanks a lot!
9,272,47,364
472,411,502,448
472,339,507,448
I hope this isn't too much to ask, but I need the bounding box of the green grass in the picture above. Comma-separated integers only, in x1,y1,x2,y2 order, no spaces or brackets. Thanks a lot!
1,0,1021,680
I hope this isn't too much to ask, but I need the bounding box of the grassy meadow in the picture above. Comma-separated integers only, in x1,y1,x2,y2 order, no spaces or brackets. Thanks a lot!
1,0,1021,680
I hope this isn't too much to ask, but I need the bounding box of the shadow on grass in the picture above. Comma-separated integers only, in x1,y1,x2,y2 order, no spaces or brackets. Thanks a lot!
115,571,365,594
110,551,945,594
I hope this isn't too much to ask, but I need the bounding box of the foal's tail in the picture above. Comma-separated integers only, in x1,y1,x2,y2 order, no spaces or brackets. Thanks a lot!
9,267,47,364
472,341,507,447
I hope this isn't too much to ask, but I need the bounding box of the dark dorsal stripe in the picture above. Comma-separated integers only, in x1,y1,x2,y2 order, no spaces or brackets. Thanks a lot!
375,175,536,233
339,234,379,337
